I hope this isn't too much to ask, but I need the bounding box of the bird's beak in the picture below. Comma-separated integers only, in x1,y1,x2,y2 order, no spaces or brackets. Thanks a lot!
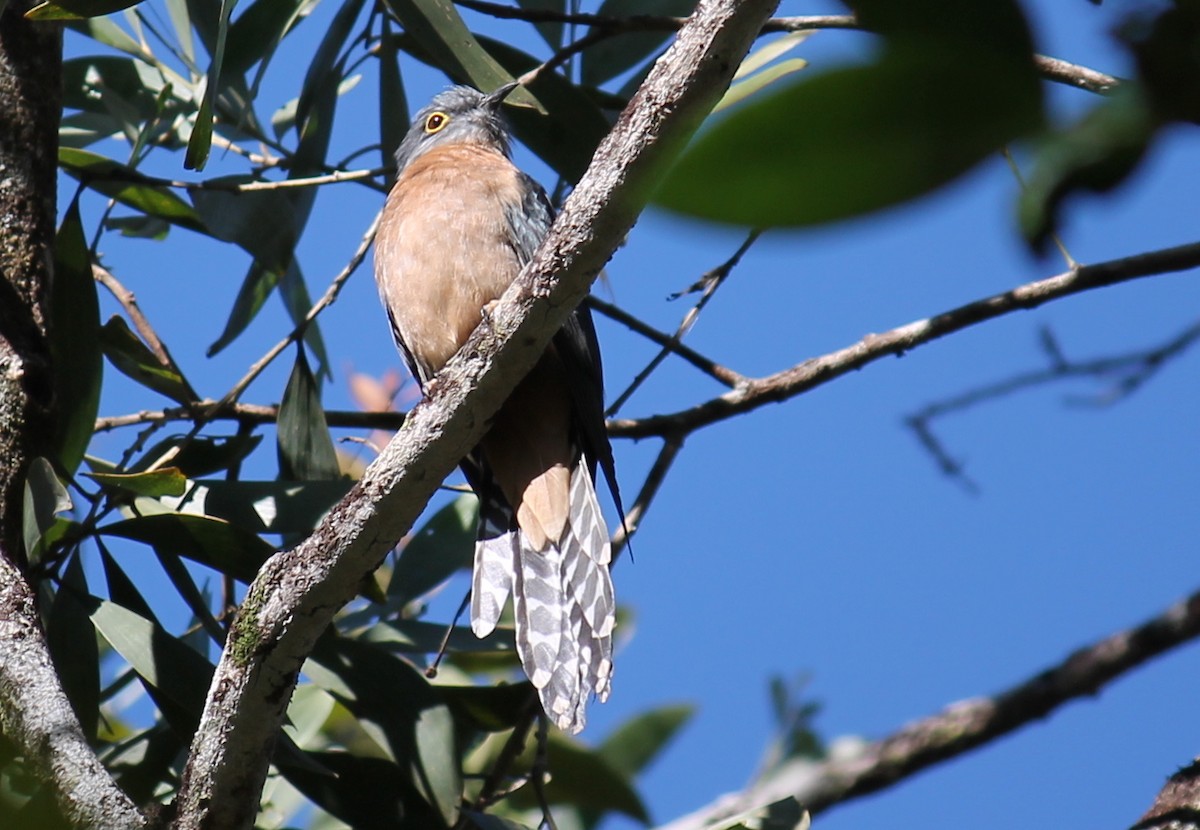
483,80,520,110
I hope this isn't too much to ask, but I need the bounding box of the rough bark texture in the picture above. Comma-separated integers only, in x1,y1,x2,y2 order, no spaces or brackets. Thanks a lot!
0,0,58,561
170,1,780,827
0,5,146,829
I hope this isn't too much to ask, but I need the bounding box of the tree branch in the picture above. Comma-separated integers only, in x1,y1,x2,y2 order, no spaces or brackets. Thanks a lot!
660,588,1200,829
169,2,781,827
609,240,1200,440
0,548,146,829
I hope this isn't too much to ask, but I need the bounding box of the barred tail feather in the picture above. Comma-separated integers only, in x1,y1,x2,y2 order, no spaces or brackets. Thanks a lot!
469,455,615,734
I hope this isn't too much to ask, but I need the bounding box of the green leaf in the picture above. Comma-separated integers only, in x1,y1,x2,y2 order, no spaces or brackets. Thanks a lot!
581,0,697,86
308,635,462,826
598,703,694,777
438,682,533,733
206,261,279,356
184,0,235,170
47,552,100,739
389,494,477,603
223,0,308,77
657,46,1043,226
100,513,276,583
655,0,1044,227
277,346,340,481
279,262,329,378
509,732,648,822
25,0,143,20
191,183,298,272
87,597,214,733
49,198,103,473
462,811,536,830
378,18,408,175
58,148,207,234
295,0,365,133
515,0,564,49
173,478,351,535
22,457,73,564
103,214,171,238
478,36,611,183
1019,86,1155,252
85,467,189,498
127,432,263,477
360,619,515,657
384,0,535,108
281,751,437,830
100,316,197,404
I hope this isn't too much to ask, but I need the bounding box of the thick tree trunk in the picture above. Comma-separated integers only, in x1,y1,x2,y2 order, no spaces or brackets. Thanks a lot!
0,0,59,562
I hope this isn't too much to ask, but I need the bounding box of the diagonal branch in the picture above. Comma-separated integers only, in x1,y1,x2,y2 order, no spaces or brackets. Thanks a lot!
660,587,1200,829
169,2,782,828
609,240,1200,440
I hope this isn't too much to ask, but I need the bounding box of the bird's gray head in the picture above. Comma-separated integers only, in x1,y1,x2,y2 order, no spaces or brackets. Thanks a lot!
393,83,518,172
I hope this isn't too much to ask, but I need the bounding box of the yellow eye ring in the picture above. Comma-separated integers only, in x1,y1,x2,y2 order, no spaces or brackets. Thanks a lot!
424,111,449,134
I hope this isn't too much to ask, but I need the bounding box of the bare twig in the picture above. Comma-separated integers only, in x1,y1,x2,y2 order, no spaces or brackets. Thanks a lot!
608,230,760,416
609,240,1200,440
660,588,1200,828
587,297,745,389
907,319,1200,488
611,433,684,559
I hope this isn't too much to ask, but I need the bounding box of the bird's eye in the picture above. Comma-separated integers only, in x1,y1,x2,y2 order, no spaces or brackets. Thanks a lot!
424,112,449,134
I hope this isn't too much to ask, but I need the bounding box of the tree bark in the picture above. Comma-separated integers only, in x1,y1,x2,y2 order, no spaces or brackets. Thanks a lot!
0,0,58,561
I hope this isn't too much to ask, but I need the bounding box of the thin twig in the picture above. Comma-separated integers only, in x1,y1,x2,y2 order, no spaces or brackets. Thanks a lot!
611,433,684,560
609,240,1200,440
608,230,760,416
587,297,745,389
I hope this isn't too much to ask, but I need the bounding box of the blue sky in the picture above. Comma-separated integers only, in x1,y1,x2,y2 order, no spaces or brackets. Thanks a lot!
68,1,1200,828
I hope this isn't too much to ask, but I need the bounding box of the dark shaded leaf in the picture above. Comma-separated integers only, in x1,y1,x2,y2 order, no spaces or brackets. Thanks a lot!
1128,1,1200,124
439,682,534,733
47,552,100,739
516,0,564,48
463,811,536,830
279,262,330,378
389,494,476,602
104,214,171,238
378,19,408,175
100,513,276,583
129,432,263,477
223,0,307,77
581,0,696,86
277,347,340,481
296,0,365,132
384,0,535,107
598,703,694,777
26,0,143,20
190,479,351,534
508,732,648,822
86,467,189,498
49,198,103,473
479,36,610,182
101,316,197,404
281,751,431,829
1018,86,1154,251
62,55,161,117
59,148,207,234
191,183,298,272
361,618,515,657
309,635,462,826
206,261,280,356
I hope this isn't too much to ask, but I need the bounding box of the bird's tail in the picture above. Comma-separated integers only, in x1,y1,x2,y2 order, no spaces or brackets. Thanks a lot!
470,454,614,733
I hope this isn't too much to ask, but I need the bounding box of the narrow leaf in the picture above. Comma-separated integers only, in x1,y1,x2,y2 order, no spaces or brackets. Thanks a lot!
58,148,207,233
22,457,73,563
184,0,235,170
101,316,197,404
388,494,476,602
277,346,340,481
86,467,188,498
49,198,103,473
100,513,276,583
581,0,697,86
47,552,100,739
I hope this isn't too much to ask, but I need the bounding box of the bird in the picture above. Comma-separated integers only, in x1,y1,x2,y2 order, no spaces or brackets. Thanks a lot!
373,83,620,733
